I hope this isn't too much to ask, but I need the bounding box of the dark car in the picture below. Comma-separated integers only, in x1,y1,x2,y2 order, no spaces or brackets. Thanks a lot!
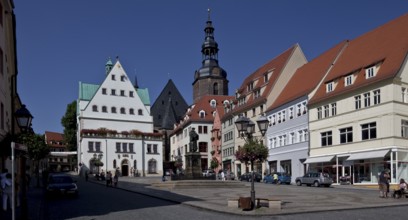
264,172,291,184
239,172,262,182
46,173,78,197
295,172,333,187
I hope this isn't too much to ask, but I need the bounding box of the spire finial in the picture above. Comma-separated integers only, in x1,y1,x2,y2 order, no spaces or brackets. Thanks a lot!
207,8,211,21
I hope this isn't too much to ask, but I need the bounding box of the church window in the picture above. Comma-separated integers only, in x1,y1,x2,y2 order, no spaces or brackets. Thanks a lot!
111,107,117,113
120,107,126,114
213,83,219,95
129,108,134,115
138,109,143,115
92,105,98,112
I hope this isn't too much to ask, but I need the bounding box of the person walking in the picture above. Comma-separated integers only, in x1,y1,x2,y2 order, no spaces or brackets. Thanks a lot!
113,173,118,187
1,173,12,211
273,173,279,184
221,171,225,181
106,171,112,187
378,169,390,198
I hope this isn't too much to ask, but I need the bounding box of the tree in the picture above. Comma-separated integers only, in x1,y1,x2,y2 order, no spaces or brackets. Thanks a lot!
17,133,50,187
234,139,268,172
61,101,77,151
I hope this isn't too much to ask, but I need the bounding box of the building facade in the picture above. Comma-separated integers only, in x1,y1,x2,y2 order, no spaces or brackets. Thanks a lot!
77,59,163,177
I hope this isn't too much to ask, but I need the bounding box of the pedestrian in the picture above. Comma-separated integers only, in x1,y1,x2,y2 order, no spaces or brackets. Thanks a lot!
273,173,278,184
221,171,225,181
113,173,118,187
1,173,12,211
106,171,112,187
378,169,390,198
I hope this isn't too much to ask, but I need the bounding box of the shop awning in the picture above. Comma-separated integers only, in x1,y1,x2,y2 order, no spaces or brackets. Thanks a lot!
50,151,77,156
346,150,389,161
303,156,334,164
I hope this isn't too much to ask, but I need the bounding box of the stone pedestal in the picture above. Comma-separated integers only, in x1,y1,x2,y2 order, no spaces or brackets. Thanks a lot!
185,152,202,179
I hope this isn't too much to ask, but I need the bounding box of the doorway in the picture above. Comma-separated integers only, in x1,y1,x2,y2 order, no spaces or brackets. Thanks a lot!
121,160,129,176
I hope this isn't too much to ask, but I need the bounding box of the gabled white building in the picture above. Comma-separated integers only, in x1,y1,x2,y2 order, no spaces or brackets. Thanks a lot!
77,58,163,177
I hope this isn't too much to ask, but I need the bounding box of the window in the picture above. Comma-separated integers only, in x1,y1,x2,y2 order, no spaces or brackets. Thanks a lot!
111,107,117,113
264,73,269,82
88,142,94,152
199,111,205,118
402,88,408,103
297,104,302,116
203,126,208,134
366,66,375,78
111,75,116,80
331,103,337,116
252,108,256,117
129,91,134,97
326,82,334,92
153,144,158,153
345,75,353,86
213,83,218,95
111,89,116,95
198,126,202,134
364,92,371,107
122,143,128,152
290,132,295,144
102,106,107,112
120,90,125,96
129,108,134,115
254,90,261,99
340,127,353,144
147,144,152,154
121,75,126,81
361,122,377,140
102,88,107,95
317,107,322,119
321,131,332,146
282,110,286,122
138,109,143,115
129,143,134,152
247,82,254,91
210,99,216,108
92,105,98,112
95,142,101,152
355,95,361,109
120,107,126,114
324,105,329,118
289,107,294,119
402,120,408,138
373,90,381,105
116,143,121,152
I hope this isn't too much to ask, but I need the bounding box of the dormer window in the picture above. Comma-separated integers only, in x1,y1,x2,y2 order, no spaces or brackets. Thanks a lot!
254,90,261,99
366,66,376,79
210,99,216,108
326,82,334,92
264,73,269,83
345,75,353,86
247,82,254,92
199,110,205,118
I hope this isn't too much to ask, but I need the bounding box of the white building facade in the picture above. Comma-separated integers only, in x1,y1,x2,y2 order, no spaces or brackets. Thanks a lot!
77,59,163,177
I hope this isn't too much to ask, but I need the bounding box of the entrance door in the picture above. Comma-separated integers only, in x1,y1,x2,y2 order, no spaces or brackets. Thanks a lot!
121,160,129,176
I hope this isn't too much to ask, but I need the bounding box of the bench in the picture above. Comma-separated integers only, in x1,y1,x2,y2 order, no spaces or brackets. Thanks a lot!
227,197,281,209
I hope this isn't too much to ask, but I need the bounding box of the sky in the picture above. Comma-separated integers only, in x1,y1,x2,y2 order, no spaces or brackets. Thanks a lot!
13,0,408,135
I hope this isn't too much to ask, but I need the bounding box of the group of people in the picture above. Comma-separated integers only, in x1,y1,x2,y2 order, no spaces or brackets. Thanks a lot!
378,168,408,198
105,171,118,187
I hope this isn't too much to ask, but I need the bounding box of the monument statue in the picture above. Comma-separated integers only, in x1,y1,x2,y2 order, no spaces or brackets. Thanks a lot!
189,128,199,152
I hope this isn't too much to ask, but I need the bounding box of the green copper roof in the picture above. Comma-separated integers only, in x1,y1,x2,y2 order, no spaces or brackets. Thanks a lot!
79,82,99,100
137,88,150,105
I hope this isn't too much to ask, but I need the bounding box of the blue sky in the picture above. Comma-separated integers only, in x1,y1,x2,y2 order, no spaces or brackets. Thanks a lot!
13,1,408,134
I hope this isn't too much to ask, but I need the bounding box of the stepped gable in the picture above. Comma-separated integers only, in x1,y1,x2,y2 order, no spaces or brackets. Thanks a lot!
309,13,408,105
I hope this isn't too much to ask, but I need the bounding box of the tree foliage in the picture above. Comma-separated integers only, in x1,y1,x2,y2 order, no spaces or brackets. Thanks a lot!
17,133,49,161
234,139,268,168
61,101,77,151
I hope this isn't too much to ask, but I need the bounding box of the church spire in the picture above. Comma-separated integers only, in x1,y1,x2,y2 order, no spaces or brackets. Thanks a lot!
201,8,219,63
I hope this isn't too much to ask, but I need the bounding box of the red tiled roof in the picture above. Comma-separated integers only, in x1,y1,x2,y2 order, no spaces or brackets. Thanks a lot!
172,95,234,134
45,131,66,148
231,44,298,114
309,13,408,105
267,41,348,111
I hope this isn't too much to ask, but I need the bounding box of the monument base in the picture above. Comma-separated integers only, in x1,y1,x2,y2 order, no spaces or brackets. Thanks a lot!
184,152,202,179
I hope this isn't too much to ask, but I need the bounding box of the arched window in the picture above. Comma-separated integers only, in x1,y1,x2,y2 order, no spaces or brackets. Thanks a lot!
210,99,216,108
213,82,219,95
129,108,135,115
111,107,117,113
120,107,126,114
102,106,107,113
113,159,117,168
148,159,157,174
138,109,143,115
199,110,205,118
92,105,98,112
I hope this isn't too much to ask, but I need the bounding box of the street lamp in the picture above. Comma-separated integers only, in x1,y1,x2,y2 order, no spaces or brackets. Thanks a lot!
15,104,33,220
235,114,268,210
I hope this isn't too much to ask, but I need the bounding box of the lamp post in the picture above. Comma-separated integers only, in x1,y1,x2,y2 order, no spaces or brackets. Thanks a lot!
14,104,33,220
235,114,268,209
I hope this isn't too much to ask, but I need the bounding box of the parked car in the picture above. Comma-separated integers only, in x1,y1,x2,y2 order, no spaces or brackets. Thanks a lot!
46,173,78,198
264,172,291,184
202,169,215,177
239,172,262,182
295,172,333,187
217,170,236,180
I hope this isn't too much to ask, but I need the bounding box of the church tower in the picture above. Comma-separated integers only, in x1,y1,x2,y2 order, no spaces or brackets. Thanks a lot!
193,9,229,103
